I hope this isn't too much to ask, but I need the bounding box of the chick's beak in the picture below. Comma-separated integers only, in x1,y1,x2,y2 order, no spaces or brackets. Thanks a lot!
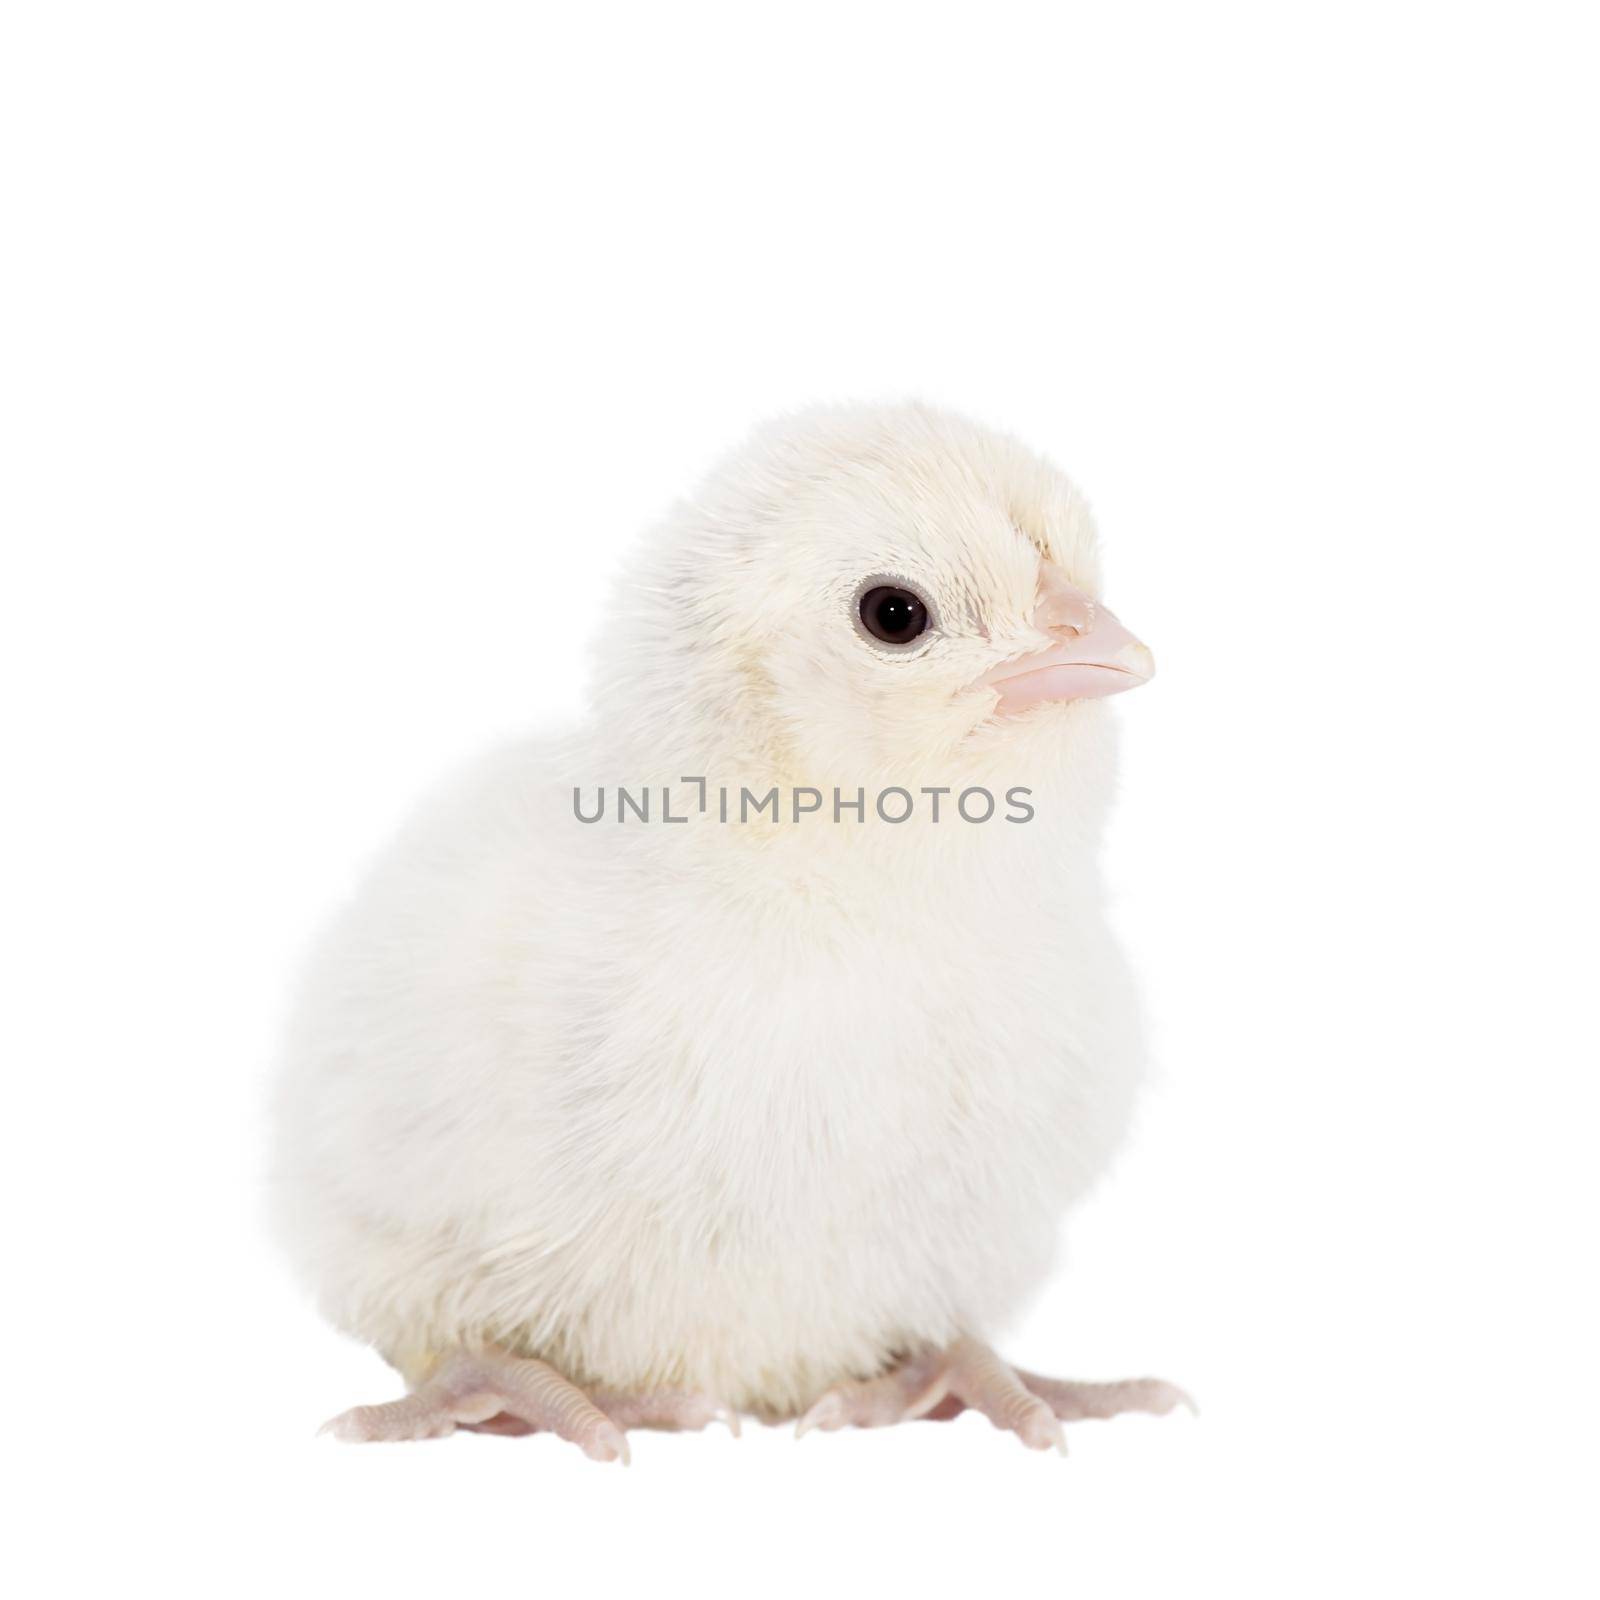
980,567,1154,711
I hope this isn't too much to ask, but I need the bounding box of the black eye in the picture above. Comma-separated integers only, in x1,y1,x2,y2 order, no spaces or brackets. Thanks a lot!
858,585,930,646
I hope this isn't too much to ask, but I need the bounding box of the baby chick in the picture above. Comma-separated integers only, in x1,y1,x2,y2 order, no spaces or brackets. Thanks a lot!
274,402,1187,1461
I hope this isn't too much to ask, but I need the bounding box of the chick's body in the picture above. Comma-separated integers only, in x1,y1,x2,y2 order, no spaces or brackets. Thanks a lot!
276,405,1169,1442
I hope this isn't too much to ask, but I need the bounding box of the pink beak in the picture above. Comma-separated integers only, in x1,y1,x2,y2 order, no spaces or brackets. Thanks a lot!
981,566,1154,711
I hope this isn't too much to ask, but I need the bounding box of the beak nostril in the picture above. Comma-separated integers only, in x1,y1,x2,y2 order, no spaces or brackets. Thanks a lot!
1037,587,1097,637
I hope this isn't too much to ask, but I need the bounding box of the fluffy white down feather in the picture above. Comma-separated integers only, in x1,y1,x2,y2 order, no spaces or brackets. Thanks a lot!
273,403,1146,1417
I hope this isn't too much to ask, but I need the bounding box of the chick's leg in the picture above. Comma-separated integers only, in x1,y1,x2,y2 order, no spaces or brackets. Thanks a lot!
321,1349,631,1463
796,1338,1191,1453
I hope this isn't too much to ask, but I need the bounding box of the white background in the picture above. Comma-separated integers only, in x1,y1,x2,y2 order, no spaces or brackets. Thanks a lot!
4,3,1596,1596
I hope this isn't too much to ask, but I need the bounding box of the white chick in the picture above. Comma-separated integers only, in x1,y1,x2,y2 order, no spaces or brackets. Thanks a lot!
274,402,1188,1461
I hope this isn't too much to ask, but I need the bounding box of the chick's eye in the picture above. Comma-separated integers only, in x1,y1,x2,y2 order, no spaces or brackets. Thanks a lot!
859,585,930,646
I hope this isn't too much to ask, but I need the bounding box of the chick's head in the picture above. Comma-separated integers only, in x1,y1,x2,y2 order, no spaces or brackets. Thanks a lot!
597,403,1152,784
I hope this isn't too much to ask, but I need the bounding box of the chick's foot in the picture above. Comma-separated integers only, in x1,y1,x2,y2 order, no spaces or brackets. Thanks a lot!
795,1338,1192,1453
320,1349,735,1463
